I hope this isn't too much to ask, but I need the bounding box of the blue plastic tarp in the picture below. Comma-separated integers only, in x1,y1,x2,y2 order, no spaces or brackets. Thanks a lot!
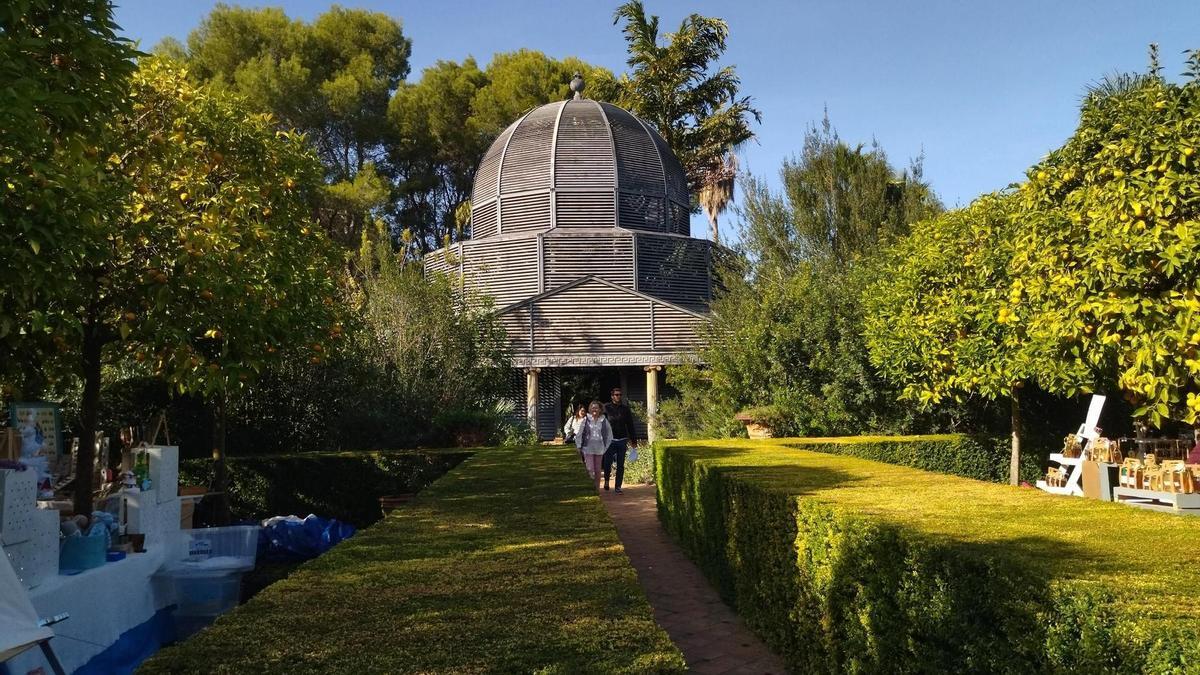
257,515,356,562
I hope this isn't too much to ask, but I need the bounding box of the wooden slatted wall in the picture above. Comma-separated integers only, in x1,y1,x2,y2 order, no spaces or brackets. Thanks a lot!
499,305,532,352
423,245,461,289
472,121,515,206
651,305,702,352
461,237,539,308
471,200,498,239
532,279,651,353
635,234,712,309
537,368,561,440
542,232,635,290
499,191,551,233
499,104,559,195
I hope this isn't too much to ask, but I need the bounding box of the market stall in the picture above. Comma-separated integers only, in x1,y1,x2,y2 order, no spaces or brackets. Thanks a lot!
0,437,251,675
1036,395,1200,513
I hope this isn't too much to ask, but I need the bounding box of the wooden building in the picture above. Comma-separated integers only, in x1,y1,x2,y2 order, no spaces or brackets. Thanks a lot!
425,76,713,440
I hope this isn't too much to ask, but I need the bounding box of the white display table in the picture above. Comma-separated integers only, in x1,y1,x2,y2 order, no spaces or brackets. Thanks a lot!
5,545,176,674
1113,487,1200,514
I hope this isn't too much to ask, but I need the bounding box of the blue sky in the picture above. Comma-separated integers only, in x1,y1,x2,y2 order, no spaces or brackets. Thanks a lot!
113,1,1200,237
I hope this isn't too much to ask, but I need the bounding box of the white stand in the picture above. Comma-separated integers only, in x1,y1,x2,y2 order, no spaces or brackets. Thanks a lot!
1037,394,1106,498
1112,487,1200,514
1036,453,1085,496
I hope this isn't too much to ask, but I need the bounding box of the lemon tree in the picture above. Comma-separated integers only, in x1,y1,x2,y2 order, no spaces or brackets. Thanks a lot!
1012,66,1200,426
61,59,340,513
864,194,1040,483
0,1,137,391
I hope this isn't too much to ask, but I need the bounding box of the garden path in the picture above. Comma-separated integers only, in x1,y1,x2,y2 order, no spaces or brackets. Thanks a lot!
600,484,787,675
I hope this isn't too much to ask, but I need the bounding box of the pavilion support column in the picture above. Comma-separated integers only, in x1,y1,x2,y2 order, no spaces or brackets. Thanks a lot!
644,365,663,444
525,367,541,437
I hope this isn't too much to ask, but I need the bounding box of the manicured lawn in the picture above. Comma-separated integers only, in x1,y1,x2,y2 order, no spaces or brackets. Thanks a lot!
144,445,685,674
657,436,1200,673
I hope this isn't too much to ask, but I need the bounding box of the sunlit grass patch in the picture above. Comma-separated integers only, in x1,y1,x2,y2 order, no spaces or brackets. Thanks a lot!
657,437,1200,673
144,446,684,674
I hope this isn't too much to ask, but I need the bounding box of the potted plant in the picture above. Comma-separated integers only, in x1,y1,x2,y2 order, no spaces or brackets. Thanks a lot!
734,405,782,439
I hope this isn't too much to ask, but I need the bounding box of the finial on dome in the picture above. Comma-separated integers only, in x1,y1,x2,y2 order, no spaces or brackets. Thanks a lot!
570,72,585,100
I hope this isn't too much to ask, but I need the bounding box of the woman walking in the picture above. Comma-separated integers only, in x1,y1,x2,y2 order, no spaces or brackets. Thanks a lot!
576,400,612,492
564,404,587,465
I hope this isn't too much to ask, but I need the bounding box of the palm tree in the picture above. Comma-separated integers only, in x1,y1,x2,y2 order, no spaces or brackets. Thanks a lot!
612,1,759,195
698,149,738,243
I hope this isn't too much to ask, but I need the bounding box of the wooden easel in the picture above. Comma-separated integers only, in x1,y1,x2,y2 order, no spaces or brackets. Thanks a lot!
147,411,171,446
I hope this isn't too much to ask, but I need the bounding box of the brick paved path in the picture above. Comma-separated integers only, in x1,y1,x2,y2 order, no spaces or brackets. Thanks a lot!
600,484,787,674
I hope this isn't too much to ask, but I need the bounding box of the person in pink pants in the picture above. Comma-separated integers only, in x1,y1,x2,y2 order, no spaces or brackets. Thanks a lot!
576,400,612,492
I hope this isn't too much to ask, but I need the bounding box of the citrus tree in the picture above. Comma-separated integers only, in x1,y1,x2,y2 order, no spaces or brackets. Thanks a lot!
0,0,137,392
1012,63,1200,426
864,194,1042,483
60,59,340,513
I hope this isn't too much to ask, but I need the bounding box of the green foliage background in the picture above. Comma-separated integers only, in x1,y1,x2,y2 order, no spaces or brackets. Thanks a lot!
180,450,470,528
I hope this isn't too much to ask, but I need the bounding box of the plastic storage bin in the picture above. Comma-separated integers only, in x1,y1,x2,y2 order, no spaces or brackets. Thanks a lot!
174,570,243,615
163,525,260,640
175,525,259,571
60,533,108,571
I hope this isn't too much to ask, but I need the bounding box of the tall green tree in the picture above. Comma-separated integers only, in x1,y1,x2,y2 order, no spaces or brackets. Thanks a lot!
772,116,940,267
669,122,940,437
612,0,759,240
0,0,137,393
357,221,510,416
173,4,411,246
58,59,340,513
864,194,1038,484
698,150,737,243
1011,57,1200,427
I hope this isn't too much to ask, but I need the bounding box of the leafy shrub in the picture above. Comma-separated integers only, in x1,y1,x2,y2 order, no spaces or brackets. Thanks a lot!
788,434,1046,484
622,442,656,485
656,438,1200,673
180,450,470,528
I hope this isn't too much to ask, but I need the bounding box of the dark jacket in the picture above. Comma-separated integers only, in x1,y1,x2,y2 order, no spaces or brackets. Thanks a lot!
604,401,639,441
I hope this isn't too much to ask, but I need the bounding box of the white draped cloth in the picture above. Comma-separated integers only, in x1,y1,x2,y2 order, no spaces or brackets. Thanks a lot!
0,543,53,663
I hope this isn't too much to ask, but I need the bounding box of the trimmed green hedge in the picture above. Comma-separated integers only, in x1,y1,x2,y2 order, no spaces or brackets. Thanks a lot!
180,449,470,528
783,434,1046,484
145,445,685,674
656,437,1200,673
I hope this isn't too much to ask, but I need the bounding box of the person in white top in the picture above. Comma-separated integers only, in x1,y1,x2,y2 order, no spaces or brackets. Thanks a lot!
575,400,612,492
563,404,587,465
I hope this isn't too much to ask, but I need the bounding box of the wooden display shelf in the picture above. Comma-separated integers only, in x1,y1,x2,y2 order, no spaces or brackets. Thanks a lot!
1035,481,1079,496
1048,453,1084,466
1112,486,1200,514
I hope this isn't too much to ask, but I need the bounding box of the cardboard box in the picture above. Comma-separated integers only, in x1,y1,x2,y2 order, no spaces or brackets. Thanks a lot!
0,468,37,545
1081,460,1117,501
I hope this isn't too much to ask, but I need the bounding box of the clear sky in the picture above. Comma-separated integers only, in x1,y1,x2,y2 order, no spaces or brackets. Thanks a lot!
113,0,1200,237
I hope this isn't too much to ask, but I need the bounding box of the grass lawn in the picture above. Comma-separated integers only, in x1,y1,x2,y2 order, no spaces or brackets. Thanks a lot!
144,445,685,674
657,436,1200,672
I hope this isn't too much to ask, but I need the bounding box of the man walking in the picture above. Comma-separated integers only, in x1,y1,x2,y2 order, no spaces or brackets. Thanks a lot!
602,386,639,494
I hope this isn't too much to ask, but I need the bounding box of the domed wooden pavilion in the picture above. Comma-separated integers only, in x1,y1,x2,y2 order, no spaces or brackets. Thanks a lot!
425,76,715,440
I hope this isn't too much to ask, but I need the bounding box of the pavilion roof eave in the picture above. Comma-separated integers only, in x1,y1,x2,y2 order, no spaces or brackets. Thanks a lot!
493,274,709,320
510,352,702,368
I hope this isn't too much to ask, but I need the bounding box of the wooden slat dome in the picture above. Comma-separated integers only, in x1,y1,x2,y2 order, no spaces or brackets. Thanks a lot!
468,99,691,238
426,87,714,379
